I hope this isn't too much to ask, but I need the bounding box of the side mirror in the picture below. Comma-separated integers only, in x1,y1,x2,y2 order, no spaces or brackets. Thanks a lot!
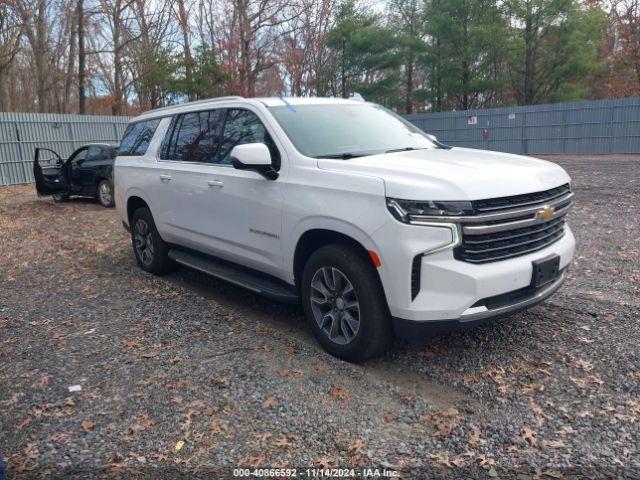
230,143,278,180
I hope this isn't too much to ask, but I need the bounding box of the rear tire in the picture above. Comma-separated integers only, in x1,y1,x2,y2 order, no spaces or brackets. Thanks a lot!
130,207,174,275
301,244,393,362
97,179,115,208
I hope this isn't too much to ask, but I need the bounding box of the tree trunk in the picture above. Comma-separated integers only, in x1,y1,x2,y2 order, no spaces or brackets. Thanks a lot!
64,4,78,113
0,69,10,110
176,0,194,99
35,0,48,112
112,0,123,115
434,37,443,111
405,55,414,114
523,3,535,104
341,39,347,98
78,0,86,114
461,16,469,110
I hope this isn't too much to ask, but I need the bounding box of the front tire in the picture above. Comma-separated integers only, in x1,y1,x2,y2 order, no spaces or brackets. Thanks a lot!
97,179,115,208
301,244,392,362
130,207,174,275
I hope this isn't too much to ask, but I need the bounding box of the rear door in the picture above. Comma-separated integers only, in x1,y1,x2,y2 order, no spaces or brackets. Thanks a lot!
75,145,103,193
68,146,89,188
33,148,70,196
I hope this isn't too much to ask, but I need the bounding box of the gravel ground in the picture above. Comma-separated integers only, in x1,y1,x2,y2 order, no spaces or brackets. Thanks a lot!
1,154,639,479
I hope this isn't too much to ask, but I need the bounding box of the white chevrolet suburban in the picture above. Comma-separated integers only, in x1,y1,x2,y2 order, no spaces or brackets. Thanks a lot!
114,96,575,361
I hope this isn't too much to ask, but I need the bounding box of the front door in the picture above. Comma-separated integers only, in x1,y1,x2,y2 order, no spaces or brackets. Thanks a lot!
33,148,69,196
158,107,285,277
199,108,285,276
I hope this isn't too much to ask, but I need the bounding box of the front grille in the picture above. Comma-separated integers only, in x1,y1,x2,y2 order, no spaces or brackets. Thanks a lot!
473,183,571,214
455,185,572,264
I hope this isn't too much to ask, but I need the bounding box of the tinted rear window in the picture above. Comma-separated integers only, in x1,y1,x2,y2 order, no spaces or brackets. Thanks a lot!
118,119,161,156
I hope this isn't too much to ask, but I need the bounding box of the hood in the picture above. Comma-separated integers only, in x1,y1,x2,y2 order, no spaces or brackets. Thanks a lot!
317,147,570,201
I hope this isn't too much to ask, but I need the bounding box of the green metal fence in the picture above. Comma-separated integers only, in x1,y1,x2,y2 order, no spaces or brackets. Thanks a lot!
2,97,640,186
405,97,640,155
0,112,130,186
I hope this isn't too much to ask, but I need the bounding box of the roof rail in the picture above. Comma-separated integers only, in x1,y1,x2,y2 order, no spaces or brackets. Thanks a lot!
146,96,245,114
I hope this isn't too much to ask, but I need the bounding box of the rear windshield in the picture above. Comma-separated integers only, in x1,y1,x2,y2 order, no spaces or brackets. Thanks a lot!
118,119,161,156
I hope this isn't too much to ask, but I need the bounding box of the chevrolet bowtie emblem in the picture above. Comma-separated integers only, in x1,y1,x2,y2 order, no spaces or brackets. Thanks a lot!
536,206,555,221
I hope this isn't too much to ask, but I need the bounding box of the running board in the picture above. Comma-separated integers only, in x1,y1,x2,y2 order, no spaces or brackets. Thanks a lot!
168,249,299,304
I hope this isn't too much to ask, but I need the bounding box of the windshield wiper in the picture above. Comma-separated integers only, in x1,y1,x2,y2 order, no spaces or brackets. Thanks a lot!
385,147,429,153
315,152,370,159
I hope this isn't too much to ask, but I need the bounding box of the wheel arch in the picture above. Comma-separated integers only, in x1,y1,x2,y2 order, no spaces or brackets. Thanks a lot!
292,228,380,292
126,195,150,225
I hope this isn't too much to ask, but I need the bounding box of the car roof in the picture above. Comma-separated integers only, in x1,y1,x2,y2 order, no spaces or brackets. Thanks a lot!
134,96,367,121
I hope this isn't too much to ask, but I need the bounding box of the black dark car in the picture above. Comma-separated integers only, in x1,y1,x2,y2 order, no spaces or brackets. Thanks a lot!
33,144,117,208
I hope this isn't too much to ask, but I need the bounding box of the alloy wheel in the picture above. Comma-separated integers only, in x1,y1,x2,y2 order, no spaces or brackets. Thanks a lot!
134,219,154,267
99,182,112,206
310,266,360,345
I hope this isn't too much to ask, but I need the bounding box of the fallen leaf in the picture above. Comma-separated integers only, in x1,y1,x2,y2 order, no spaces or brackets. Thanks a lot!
121,339,139,349
81,420,94,431
542,439,566,448
521,426,537,447
210,419,223,435
312,363,328,374
429,452,453,468
347,439,365,456
522,383,544,394
277,369,302,379
330,384,350,401
237,452,267,468
47,432,69,444
382,412,396,422
315,456,333,469
174,440,185,452
263,395,277,407
16,418,31,430
273,434,297,449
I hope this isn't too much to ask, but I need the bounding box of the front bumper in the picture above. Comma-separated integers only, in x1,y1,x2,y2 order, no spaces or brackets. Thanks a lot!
392,270,567,339
380,224,575,324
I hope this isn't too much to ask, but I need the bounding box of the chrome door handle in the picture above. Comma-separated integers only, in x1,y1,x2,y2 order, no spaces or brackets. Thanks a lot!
207,180,224,188
159,174,172,182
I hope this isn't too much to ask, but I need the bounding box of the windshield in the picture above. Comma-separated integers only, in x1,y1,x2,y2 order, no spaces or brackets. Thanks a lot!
268,103,435,158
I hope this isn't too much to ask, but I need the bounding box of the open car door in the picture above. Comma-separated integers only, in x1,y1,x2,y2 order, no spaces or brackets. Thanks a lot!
33,148,70,196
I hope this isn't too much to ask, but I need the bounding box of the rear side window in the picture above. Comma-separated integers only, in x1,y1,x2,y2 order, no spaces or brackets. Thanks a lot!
161,110,225,162
118,119,161,156
86,145,102,161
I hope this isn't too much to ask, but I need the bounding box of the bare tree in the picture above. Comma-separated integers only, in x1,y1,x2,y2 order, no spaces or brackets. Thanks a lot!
13,0,56,112
279,0,337,96
611,0,640,95
0,1,22,110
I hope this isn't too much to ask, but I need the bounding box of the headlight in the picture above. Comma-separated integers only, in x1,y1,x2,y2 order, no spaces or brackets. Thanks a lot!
387,198,473,223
